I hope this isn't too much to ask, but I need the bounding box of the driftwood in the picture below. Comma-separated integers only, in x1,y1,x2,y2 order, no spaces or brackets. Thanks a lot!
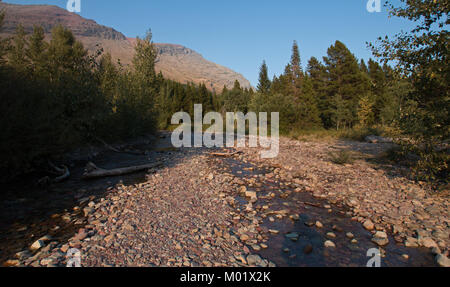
209,151,242,157
37,161,71,186
302,202,322,208
83,161,162,179
95,137,145,155
53,165,70,183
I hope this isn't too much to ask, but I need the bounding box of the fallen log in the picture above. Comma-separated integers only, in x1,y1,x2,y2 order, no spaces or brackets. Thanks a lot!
209,151,242,157
82,161,162,179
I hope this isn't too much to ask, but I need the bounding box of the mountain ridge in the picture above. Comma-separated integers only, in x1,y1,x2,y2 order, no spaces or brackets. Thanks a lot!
0,2,251,92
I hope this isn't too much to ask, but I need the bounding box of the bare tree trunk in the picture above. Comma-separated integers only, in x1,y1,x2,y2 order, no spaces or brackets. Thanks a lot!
83,162,162,179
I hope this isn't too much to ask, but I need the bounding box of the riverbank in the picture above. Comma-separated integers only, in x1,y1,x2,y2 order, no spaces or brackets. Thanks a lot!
2,134,448,267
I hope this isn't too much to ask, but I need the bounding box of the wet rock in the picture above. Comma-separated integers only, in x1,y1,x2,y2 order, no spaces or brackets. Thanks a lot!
363,220,375,231
289,214,300,221
245,190,257,200
326,232,336,239
30,240,46,251
405,237,419,247
315,221,323,228
332,225,343,232
235,254,247,264
83,207,95,217
324,240,336,248
251,245,261,251
4,259,20,267
418,237,438,249
246,254,262,266
285,232,299,242
303,244,313,254
435,254,450,267
371,231,389,246
15,250,32,260
240,234,249,241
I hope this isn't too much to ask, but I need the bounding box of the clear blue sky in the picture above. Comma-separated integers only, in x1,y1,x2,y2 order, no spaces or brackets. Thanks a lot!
5,0,415,86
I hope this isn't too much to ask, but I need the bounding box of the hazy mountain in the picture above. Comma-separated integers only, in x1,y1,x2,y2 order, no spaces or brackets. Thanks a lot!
0,2,251,92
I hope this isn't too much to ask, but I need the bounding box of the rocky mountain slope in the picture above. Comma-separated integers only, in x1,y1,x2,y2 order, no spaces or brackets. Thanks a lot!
0,2,251,92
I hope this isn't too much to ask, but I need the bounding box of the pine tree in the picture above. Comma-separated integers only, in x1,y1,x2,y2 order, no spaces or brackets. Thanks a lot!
9,24,29,71
323,41,371,129
368,59,388,124
359,59,369,74
0,11,7,65
357,94,375,127
296,75,322,129
27,26,47,73
307,57,329,127
286,41,303,97
257,60,271,94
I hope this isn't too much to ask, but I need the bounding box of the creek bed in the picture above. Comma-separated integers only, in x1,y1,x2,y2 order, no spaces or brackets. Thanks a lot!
220,157,436,267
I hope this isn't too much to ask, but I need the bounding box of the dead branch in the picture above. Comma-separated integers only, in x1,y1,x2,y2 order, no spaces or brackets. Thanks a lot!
83,161,162,179
37,161,71,186
53,165,70,183
209,151,242,157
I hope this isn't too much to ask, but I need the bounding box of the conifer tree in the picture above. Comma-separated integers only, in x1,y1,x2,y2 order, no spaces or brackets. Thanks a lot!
9,24,29,71
27,26,47,74
286,41,303,97
307,57,329,127
323,41,371,129
0,11,7,65
257,60,271,94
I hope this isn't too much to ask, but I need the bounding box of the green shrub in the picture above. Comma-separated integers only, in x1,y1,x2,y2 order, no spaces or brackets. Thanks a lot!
329,150,355,165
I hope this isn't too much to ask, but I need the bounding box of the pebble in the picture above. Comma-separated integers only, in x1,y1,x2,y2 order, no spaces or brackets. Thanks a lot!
326,232,336,239
363,220,375,231
315,221,323,228
371,231,389,246
303,244,313,254
324,240,336,248
30,240,46,251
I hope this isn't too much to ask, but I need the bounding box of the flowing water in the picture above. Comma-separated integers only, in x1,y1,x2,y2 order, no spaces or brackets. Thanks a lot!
220,157,437,267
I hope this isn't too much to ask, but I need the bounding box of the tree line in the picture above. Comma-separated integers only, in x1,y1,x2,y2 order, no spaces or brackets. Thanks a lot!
250,40,409,134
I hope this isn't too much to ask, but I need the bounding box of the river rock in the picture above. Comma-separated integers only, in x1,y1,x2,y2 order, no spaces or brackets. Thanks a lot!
303,244,313,254
435,254,450,267
30,240,46,251
246,254,262,266
285,232,299,242
405,237,419,247
418,237,438,248
324,240,336,248
363,220,375,231
371,231,389,246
